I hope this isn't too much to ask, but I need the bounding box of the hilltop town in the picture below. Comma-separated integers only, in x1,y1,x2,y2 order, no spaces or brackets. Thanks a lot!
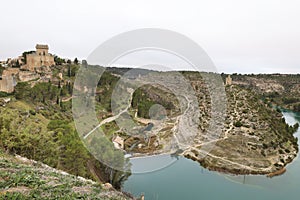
0,44,77,94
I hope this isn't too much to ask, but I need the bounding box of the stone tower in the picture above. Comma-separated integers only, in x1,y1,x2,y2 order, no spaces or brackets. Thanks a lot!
36,44,49,56
22,44,55,71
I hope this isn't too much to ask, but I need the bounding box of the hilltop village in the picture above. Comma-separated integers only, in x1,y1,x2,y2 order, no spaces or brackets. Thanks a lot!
0,44,76,93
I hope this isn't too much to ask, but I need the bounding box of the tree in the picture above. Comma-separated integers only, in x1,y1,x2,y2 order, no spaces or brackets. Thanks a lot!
54,55,65,65
56,96,60,105
89,135,131,189
234,121,243,127
74,58,79,65
68,65,71,77
14,82,31,99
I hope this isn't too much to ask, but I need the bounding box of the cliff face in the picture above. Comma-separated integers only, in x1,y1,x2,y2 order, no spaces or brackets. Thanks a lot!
0,150,134,200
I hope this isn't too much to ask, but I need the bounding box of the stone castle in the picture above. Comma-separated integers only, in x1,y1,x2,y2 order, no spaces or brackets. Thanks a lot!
0,44,55,93
21,44,55,71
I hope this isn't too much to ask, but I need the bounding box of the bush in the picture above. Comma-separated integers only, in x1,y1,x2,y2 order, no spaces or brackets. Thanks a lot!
262,143,268,149
285,149,290,153
234,121,243,127
278,149,284,154
29,110,36,115
0,91,10,97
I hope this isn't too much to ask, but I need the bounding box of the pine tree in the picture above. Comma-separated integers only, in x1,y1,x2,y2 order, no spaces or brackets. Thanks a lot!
68,65,71,77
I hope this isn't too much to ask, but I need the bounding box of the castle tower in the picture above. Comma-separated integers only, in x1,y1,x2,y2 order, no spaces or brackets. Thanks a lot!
22,44,55,71
35,44,49,56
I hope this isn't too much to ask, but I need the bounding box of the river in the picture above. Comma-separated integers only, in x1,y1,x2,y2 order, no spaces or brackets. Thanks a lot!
123,110,300,200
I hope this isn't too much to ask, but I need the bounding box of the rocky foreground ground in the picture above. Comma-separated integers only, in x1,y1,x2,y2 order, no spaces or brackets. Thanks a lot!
0,150,134,200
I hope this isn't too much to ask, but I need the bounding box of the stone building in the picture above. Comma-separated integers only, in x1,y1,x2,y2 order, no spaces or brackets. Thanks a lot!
0,74,15,93
2,68,20,76
21,44,55,71
112,136,124,150
0,68,19,93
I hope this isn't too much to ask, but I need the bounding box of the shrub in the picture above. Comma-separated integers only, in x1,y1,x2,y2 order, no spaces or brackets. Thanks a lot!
234,121,243,127
278,149,284,154
29,110,36,115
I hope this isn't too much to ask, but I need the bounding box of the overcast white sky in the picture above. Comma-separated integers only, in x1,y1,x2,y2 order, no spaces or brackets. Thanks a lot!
1,0,300,74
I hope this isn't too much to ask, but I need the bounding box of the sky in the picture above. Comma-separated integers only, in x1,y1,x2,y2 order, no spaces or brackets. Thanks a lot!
1,0,300,74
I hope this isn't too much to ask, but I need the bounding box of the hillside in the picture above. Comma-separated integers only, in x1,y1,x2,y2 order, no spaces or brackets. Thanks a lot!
1,63,299,199
184,84,298,175
91,69,299,176
224,74,300,112
0,65,132,193
0,149,133,199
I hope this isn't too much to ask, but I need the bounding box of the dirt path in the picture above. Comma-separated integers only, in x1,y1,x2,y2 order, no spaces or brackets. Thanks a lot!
83,88,134,139
62,96,73,102
188,147,272,172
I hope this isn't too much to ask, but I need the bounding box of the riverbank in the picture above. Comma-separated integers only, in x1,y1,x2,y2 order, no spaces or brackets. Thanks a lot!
182,138,297,177
184,151,293,177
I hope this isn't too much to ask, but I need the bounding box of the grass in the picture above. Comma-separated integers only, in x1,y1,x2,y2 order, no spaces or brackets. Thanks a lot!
0,151,133,200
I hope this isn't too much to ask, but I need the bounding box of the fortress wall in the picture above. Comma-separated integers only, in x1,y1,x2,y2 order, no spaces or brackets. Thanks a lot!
0,75,14,93
25,54,55,71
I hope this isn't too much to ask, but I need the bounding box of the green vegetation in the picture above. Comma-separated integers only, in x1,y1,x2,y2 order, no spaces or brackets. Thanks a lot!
131,85,178,119
89,135,131,189
0,149,133,199
132,88,156,118
0,92,10,98
15,82,59,103
0,66,4,75
0,99,131,189
53,55,65,66
233,121,243,127
226,73,300,112
74,58,79,65
1,67,132,191
96,71,119,112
